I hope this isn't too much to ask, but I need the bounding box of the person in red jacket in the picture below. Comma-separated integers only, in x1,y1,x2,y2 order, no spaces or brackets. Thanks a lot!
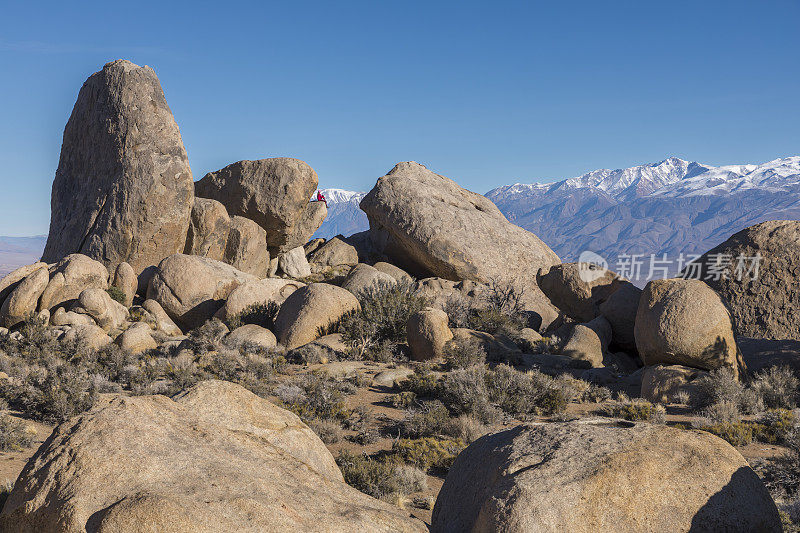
316,190,327,206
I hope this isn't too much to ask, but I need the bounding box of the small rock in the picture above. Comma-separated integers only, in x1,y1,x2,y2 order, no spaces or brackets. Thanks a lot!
279,246,312,279
407,307,453,361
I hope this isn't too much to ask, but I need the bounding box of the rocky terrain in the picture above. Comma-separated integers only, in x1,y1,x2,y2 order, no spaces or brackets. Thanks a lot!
315,157,800,284
0,60,799,532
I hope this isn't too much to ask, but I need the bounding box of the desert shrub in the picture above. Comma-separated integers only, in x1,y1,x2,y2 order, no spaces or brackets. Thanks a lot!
184,319,228,355
309,418,343,444
601,396,666,423
11,362,97,423
399,368,440,398
442,415,488,443
400,400,450,438
757,409,797,445
439,365,495,422
700,399,742,425
344,404,374,432
0,414,34,451
278,372,352,422
752,366,799,410
693,368,763,414
444,280,527,335
226,302,279,331
338,279,428,357
485,364,569,417
392,437,466,471
394,464,428,494
700,421,756,446
443,336,486,370
336,451,400,499
350,427,380,445
106,286,127,305
390,391,417,409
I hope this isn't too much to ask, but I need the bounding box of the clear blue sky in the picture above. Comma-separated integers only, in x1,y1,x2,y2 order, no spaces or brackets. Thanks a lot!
1,0,798,236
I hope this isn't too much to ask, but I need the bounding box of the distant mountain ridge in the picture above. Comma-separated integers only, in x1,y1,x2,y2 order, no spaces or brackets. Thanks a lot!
314,157,800,280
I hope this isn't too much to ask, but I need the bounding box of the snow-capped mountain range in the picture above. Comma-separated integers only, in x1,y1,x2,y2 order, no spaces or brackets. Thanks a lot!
314,156,800,278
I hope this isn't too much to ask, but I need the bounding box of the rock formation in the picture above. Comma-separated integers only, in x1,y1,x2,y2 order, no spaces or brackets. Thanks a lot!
42,60,194,274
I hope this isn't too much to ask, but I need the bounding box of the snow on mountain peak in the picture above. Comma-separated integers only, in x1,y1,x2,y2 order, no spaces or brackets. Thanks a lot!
317,188,366,204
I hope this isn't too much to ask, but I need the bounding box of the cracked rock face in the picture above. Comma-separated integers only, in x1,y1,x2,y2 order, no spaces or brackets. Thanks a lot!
42,59,194,274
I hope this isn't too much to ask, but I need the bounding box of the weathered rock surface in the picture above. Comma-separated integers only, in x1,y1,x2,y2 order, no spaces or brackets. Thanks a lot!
41,59,194,274
147,254,256,330
184,197,231,261
142,299,182,336
360,162,559,308
284,201,328,252
50,307,95,328
635,278,744,377
0,262,48,307
115,322,157,354
225,216,269,277
308,237,359,271
60,324,112,350
538,262,622,322
214,278,305,323
1,380,424,532
112,262,137,307
195,158,322,253
373,262,412,282
641,365,708,404
0,267,49,328
275,283,360,349
598,281,642,352
341,263,396,296
431,420,780,532
225,324,277,350
74,288,128,332
558,317,611,368
39,254,109,312
407,307,453,361
278,246,311,279
689,220,800,340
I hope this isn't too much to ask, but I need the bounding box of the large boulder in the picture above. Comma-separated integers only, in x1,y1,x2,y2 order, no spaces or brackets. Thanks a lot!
194,158,322,254
184,198,269,278
407,307,453,361
74,288,128,332
274,283,360,349
341,263,396,296
635,279,744,377
558,317,611,368
41,59,194,274
147,254,256,330
689,220,800,340
0,380,424,532
431,420,780,532
538,262,623,322
0,267,50,328
278,246,312,279
39,254,110,312
308,237,359,272
115,322,158,354
184,197,231,261
0,262,48,307
224,216,269,278
360,162,560,307
111,262,137,307
225,324,277,350
214,278,305,323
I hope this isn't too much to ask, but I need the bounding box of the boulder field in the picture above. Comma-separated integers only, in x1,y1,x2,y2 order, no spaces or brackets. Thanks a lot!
0,59,796,532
